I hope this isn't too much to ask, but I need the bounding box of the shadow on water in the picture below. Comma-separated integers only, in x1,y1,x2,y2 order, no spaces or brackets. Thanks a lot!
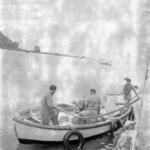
16,133,114,150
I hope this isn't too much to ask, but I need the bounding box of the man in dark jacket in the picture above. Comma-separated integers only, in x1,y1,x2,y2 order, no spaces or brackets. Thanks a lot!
40,85,58,125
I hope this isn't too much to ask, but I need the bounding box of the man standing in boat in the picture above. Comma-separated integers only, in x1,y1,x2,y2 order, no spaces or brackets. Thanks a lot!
122,77,138,104
40,85,58,125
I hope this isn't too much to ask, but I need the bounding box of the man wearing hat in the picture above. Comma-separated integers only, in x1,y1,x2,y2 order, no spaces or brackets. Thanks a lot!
40,85,58,125
122,77,138,104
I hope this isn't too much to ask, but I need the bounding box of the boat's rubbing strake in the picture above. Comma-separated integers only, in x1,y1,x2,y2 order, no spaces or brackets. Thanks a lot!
13,107,131,130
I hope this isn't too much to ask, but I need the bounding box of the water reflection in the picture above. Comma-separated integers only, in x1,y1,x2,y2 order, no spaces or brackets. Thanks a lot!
17,143,64,150
16,134,113,150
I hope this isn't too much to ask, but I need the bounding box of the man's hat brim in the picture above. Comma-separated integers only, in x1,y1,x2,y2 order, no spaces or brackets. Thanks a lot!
124,78,131,82
49,85,57,91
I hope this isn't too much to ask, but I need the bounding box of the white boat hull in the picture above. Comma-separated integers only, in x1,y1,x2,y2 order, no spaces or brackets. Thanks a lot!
13,106,130,143
14,121,112,142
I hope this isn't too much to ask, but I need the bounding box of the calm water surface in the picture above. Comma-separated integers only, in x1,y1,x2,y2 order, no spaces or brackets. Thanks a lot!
0,111,114,150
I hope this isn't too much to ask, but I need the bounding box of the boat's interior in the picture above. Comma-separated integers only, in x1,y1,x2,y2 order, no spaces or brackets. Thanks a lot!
13,94,139,129
16,103,126,127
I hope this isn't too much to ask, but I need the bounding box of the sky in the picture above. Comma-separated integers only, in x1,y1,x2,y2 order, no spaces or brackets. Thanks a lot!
0,0,140,114
2,0,150,149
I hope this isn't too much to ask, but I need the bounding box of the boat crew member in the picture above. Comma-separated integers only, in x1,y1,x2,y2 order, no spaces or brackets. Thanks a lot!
84,89,101,113
73,89,101,124
74,97,86,113
40,85,58,125
122,77,138,104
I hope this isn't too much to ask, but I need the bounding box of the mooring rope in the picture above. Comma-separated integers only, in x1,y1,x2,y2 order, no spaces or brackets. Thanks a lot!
54,94,140,120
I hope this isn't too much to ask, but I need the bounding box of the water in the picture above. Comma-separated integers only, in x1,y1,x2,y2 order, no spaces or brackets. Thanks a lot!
15,134,113,150
0,0,139,149
0,109,114,150
0,126,113,150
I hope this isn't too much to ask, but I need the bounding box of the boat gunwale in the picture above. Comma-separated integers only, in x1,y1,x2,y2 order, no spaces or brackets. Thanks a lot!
13,107,131,130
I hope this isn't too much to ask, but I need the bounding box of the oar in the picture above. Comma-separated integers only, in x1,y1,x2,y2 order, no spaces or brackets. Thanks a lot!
53,97,140,120
106,93,122,96
115,92,141,106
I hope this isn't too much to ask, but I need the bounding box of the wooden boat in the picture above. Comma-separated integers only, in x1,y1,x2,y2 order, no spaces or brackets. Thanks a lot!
12,102,135,143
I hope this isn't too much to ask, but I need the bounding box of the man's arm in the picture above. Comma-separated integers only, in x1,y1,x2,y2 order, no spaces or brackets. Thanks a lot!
97,97,101,114
131,85,138,96
46,94,54,109
122,85,126,95
46,98,60,113
116,102,125,105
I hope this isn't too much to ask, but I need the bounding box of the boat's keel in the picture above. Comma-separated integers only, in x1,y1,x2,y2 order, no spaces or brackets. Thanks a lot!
18,138,63,144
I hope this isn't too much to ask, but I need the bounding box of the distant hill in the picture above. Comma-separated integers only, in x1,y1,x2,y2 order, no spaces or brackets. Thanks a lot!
0,31,19,50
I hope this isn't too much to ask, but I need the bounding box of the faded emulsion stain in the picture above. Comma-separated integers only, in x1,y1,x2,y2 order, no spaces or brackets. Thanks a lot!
0,0,149,150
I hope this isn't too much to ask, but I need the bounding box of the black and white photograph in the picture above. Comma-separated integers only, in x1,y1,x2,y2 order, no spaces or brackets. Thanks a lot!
0,0,149,149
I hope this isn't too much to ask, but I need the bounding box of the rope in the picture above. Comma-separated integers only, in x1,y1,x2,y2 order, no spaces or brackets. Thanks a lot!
54,96,140,120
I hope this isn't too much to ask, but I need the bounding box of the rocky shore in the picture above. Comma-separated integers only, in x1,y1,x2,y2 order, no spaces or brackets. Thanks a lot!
101,120,136,150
